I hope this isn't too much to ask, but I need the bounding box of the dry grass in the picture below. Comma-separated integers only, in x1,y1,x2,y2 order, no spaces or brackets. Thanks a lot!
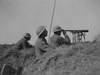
23,42,100,75
1,42,100,75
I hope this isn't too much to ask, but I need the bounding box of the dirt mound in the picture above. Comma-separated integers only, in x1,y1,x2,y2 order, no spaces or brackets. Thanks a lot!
0,45,36,69
91,33,100,43
0,42,100,75
23,42,100,75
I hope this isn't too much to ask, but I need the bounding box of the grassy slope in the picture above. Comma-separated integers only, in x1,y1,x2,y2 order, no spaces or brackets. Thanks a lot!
0,42,100,75
23,42,100,75
0,44,36,71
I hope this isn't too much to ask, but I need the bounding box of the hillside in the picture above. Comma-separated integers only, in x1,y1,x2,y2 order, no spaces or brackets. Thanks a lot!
0,42,100,75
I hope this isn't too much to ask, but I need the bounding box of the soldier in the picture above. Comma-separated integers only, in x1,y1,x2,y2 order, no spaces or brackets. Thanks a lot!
35,26,53,59
12,33,32,50
0,33,33,61
50,26,71,48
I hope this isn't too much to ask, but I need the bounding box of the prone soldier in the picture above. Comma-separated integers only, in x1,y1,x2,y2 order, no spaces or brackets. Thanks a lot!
0,33,33,61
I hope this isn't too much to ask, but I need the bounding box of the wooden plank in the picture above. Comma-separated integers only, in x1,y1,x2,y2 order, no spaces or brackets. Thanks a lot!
1,64,13,75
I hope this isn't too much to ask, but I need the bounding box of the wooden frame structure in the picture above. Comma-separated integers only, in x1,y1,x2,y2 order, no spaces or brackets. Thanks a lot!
65,30,89,43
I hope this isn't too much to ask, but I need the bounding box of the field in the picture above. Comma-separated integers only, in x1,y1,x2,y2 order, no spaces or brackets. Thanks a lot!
0,41,100,75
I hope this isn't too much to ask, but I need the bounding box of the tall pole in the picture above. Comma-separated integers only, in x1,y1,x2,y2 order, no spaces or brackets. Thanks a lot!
48,0,57,43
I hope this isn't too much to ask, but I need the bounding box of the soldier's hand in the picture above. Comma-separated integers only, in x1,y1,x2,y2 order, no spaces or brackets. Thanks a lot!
62,30,66,36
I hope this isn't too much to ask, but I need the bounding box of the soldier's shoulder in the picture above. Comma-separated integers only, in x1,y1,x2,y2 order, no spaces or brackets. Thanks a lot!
57,36,64,39
13,38,25,47
35,38,42,44
37,38,43,41
16,38,26,43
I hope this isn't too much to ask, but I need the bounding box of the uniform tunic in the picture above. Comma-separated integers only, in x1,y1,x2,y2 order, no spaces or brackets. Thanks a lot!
35,37,51,58
50,34,71,47
11,38,32,50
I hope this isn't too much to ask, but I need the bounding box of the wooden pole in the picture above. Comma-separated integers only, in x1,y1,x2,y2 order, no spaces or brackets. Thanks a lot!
48,0,57,43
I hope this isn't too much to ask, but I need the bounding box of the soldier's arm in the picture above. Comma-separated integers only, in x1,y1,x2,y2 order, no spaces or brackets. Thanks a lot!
62,30,71,44
27,43,33,48
38,41,52,51
11,41,22,50
64,34,71,44
57,36,70,45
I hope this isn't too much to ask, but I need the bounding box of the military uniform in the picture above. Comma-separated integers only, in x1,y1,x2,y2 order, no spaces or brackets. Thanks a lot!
50,34,70,47
11,37,32,50
35,37,51,58
35,26,55,59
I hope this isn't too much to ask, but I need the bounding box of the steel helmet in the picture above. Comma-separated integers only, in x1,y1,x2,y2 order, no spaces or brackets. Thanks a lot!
23,33,31,37
36,26,46,37
52,26,63,32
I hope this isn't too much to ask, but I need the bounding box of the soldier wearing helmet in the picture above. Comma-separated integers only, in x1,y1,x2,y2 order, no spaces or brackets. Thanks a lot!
13,33,32,49
50,26,71,47
0,33,33,61
35,26,53,59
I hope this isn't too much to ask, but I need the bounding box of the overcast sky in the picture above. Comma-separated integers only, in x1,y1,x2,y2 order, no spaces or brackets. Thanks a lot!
0,0,100,44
